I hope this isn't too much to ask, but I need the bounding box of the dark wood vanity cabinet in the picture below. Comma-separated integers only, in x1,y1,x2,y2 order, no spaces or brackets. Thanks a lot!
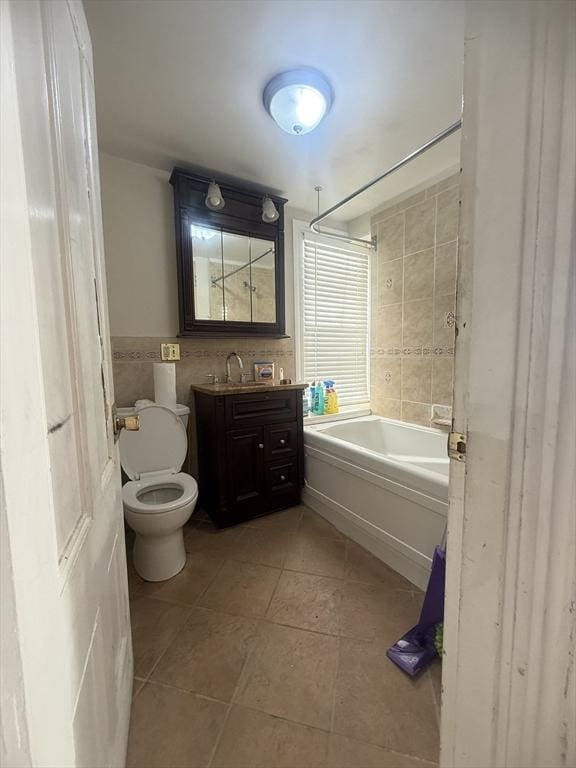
194,388,304,527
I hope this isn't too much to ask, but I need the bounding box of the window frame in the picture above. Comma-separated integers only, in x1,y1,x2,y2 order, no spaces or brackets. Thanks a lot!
293,219,371,413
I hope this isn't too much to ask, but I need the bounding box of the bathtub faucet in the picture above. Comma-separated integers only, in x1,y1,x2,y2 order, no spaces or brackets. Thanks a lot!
226,352,246,384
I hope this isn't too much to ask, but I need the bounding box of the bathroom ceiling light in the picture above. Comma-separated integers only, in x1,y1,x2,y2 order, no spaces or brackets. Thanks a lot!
262,196,279,223
263,69,333,135
205,180,225,210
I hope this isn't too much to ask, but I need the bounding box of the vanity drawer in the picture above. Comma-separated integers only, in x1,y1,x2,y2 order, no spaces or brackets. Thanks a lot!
266,459,299,501
225,391,297,426
264,422,297,461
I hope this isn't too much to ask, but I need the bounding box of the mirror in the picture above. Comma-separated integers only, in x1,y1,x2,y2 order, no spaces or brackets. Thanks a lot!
171,168,286,336
191,225,277,324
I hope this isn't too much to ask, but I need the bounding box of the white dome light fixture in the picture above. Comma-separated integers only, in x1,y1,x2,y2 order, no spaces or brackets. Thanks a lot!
205,180,225,210
263,68,333,136
262,196,279,223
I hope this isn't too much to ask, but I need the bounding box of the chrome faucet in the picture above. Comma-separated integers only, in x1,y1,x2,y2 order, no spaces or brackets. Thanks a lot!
225,351,245,384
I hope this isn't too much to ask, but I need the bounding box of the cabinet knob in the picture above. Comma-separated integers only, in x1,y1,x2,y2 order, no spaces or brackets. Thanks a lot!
280,439,286,445
258,443,264,449
280,475,286,482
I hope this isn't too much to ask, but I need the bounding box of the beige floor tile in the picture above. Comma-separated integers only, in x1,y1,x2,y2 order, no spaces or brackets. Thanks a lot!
428,659,442,722
151,608,258,701
126,681,227,768
299,508,345,540
333,639,439,762
184,521,245,558
197,560,280,618
235,623,339,730
138,553,224,605
125,535,144,598
345,542,414,590
327,734,438,768
232,526,296,568
284,534,347,579
211,705,328,768
130,596,191,678
133,677,146,700
242,505,304,533
266,570,342,635
339,582,420,644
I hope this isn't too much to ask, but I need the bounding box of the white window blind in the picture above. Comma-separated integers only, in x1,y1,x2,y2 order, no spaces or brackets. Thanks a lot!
301,233,370,406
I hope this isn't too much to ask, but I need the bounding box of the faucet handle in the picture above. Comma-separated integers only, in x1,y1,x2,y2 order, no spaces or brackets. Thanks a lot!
240,372,248,384
205,373,219,385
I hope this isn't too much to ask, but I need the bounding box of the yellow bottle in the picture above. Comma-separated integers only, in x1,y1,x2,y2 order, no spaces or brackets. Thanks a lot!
324,381,339,415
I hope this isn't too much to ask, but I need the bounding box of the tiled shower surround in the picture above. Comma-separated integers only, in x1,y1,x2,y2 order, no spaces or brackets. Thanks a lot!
370,173,459,426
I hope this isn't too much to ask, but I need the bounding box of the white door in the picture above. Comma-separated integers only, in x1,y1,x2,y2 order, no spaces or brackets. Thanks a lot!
0,1,132,766
441,2,575,767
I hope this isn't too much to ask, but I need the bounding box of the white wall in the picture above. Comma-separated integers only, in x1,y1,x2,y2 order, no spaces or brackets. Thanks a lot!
100,154,178,336
100,152,312,339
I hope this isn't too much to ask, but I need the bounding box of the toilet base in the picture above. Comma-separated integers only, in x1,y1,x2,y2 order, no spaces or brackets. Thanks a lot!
132,529,187,582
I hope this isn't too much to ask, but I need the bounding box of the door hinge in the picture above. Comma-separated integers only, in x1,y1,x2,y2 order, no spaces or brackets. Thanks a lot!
448,431,467,462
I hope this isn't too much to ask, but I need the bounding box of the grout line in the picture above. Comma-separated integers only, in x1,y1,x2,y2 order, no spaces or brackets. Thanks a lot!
206,621,267,768
136,677,231,708
138,604,193,685
329,635,341,734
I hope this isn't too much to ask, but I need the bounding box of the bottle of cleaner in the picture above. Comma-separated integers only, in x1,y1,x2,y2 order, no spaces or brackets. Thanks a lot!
324,380,340,415
312,380,325,415
302,387,310,417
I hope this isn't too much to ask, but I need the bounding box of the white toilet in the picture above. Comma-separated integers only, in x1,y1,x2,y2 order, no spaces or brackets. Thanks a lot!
119,402,198,582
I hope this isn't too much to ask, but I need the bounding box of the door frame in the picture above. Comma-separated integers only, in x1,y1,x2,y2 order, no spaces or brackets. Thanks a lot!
442,2,575,766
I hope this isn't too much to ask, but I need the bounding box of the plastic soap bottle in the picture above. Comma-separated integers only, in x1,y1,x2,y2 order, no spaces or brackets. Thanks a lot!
324,380,340,415
312,380,325,415
302,387,310,417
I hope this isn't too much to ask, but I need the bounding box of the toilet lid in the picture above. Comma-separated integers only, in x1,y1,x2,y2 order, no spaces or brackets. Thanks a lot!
119,404,187,480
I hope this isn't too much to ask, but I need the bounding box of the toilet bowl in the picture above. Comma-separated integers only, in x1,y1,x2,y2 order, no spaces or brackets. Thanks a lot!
119,403,198,582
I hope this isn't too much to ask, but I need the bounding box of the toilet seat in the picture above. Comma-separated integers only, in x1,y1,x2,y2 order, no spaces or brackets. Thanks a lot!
122,472,198,515
119,403,187,480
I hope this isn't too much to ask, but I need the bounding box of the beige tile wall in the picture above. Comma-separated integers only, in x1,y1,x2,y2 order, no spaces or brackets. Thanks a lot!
370,173,459,426
112,336,295,408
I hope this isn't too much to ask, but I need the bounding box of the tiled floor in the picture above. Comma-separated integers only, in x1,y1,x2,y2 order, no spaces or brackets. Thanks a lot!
126,505,441,768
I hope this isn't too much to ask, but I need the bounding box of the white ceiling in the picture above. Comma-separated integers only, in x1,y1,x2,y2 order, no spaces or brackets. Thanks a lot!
84,0,464,222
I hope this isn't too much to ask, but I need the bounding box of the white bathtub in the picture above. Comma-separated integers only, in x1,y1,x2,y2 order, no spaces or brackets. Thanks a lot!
303,415,449,590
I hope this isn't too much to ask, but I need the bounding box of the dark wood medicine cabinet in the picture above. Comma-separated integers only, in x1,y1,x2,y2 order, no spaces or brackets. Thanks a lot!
170,168,288,337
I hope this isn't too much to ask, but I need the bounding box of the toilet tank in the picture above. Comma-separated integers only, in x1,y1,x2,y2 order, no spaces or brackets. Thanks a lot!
117,402,190,429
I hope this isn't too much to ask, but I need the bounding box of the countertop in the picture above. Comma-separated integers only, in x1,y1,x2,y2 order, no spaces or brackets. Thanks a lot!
190,381,307,396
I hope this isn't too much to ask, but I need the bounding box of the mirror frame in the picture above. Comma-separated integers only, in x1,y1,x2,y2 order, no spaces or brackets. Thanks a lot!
170,168,287,337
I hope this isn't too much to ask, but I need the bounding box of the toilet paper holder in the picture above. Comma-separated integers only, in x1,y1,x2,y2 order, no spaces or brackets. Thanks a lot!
112,405,140,440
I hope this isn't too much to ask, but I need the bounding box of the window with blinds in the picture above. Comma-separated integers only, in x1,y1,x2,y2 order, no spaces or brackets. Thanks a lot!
300,233,370,406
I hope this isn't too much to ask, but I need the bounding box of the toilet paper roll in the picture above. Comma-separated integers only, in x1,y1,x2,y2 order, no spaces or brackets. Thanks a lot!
153,363,177,409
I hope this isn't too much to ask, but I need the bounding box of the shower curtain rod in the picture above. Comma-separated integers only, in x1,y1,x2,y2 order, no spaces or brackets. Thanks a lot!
309,119,462,249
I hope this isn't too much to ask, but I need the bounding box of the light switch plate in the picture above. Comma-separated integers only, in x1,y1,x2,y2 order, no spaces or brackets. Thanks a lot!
161,343,180,361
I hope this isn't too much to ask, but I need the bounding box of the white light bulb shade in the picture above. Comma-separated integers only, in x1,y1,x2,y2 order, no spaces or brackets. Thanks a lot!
263,69,333,136
262,197,279,223
205,181,225,210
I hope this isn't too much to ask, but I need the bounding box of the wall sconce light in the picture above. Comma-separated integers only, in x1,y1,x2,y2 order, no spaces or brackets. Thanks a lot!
262,196,279,223
205,180,225,210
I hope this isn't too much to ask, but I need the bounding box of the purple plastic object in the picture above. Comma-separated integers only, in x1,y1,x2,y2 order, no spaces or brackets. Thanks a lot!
386,546,446,676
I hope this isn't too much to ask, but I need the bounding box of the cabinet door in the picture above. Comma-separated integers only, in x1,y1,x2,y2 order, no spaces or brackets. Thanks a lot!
225,426,265,515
